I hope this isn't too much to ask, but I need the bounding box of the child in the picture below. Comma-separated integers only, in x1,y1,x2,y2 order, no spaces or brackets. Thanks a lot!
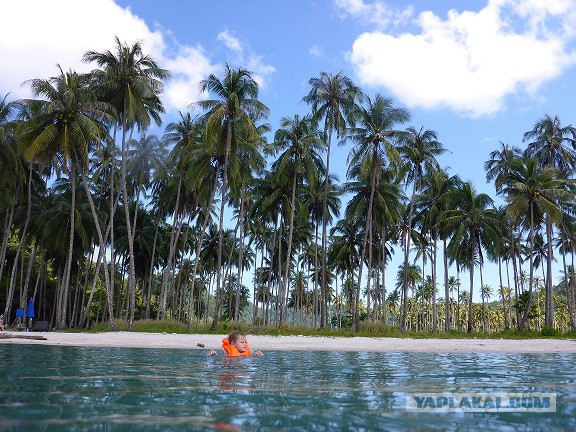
209,331,263,356
0,314,4,331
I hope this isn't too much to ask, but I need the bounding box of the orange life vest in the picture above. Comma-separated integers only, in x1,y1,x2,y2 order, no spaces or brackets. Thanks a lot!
222,337,252,356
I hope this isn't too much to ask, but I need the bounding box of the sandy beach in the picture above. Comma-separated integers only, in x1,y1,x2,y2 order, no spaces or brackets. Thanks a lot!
1,331,575,353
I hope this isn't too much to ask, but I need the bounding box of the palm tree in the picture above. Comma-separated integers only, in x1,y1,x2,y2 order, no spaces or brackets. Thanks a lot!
18,67,116,328
161,112,215,327
194,64,269,329
523,115,576,327
83,36,169,330
344,165,404,328
230,122,269,323
398,126,446,331
442,182,501,333
0,94,24,291
395,263,421,330
481,284,493,331
271,114,324,325
501,157,574,329
345,94,409,331
303,71,363,327
414,167,459,331
485,141,522,192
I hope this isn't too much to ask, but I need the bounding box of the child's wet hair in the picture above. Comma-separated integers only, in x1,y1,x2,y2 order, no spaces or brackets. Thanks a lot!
228,330,246,343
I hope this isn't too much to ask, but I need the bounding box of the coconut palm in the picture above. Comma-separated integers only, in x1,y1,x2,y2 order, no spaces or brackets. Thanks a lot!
414,167,459,330
83,37,169,330
344,94,409,331
18,67,115,328
395,263,421,330
194,64,269,330
501,157,574,329
442,182,501,333
161,112,215,327
303,71,363,327
0,94,25,291
271,114,324,325
523,115,576,327
230,122,269,323
398,126,446,331
485,141,522,192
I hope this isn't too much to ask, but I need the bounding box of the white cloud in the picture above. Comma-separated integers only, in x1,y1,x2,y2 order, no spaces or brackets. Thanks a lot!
217,30,243,53
346,0,576,116
0,0,217,112
215,30,276,90
335,0,414,29
163,45,218,112
309,45,324,58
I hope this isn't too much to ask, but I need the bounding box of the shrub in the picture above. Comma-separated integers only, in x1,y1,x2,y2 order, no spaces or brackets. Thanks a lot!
540,326,560,337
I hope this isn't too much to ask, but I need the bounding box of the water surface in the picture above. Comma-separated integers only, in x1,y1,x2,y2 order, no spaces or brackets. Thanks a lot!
0,344,574,431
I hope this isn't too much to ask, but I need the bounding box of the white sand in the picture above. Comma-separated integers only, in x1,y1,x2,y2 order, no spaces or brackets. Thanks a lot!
1,331,575,353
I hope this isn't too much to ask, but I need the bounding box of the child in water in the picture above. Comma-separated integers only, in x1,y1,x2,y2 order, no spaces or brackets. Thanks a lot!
209,331,263,356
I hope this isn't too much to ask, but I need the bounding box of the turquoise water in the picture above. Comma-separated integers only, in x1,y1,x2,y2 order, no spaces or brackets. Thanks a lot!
0,344,575,431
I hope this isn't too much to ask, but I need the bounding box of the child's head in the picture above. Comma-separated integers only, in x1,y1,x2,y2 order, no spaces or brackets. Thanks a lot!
228,331,248,353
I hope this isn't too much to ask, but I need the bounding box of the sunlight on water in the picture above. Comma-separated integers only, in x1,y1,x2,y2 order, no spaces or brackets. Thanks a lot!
0,345,575,431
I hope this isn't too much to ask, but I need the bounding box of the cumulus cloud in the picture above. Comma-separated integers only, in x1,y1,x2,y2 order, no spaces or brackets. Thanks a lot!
309,45,324,58
163,45,219,111
215,30,276,90
217,30,243,53
345,0,576,116
0,0,218,112
335,0,414,29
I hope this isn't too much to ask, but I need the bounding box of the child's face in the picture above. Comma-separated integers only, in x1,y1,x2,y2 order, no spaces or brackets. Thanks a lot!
231,336,248,353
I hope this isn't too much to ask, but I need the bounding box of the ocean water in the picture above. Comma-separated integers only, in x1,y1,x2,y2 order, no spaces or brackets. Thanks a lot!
0,344,574,431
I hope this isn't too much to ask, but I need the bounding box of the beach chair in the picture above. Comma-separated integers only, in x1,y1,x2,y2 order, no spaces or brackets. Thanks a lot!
31,321,49,332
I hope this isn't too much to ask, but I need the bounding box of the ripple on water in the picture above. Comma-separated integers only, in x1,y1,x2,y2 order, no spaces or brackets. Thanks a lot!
0,345,575,431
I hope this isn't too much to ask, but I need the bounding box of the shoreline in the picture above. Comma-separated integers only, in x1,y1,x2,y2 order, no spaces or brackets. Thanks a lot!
1,331,575,353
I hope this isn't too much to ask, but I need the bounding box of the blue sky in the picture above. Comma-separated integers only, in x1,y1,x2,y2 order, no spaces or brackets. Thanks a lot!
2,0,576,300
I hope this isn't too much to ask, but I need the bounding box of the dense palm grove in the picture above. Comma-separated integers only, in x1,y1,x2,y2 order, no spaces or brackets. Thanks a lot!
1,38,576,333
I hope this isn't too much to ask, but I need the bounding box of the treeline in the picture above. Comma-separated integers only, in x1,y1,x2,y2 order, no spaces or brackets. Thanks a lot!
1,37,576,333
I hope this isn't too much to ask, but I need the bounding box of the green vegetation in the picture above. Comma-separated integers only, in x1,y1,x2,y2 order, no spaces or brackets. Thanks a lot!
1,37,576,337
80,319,575,340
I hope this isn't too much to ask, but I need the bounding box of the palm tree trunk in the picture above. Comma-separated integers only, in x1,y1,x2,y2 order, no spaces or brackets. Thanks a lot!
4,177,30,319
0,198,16,290
498,257,508,329
520,204,536,330
319,127,332,328
570,243,576,330
280,172,298,326
59,168,76,328
119,122,137,331
235,181,247,323
431,231,438,331
480,265,486,332
561,237,574,330
211,122,233,330
159,172,182,320
467,240,476,333
510,234,521,328
443,239,450,331
313,222,319,328
79,169,117,331
354,162,378,331
108,125,117,327
381,221,387,325
545,217,554,327
401,180,417,331
187,174,219,330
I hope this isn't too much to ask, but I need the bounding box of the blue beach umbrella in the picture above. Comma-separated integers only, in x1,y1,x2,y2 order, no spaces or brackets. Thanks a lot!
26,298,35,319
